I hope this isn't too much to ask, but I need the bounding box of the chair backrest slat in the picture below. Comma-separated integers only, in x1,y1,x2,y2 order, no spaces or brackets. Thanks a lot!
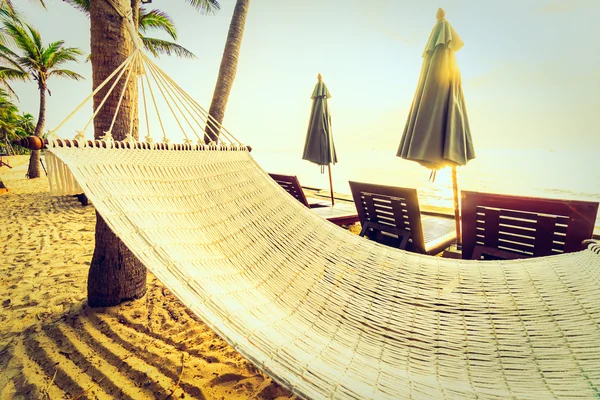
462,191,599,259
482,208,500,250
269,173,310,208
350,181,426,253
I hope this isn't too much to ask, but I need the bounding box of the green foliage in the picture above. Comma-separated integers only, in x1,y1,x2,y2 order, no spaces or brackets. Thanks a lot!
0,19,84,92
0,89,32,155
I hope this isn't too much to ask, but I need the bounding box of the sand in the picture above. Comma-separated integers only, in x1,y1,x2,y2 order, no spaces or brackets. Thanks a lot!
0,161,296,399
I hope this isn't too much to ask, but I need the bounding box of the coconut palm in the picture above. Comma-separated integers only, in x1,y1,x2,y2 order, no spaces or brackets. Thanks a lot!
205,0,250,143
0,20,83,178
0,87,18,154
15,112,34,138
0,0,47,94
85,0,219,307
63,0,205,58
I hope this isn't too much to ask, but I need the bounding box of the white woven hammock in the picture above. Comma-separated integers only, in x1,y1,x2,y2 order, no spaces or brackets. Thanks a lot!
44,143,600,400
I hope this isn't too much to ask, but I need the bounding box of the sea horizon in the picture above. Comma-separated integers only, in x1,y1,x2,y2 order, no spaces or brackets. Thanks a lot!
252,147,600,232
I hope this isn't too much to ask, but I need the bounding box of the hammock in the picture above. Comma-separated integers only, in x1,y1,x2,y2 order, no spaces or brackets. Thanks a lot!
43,143,600,400
33,6,600,397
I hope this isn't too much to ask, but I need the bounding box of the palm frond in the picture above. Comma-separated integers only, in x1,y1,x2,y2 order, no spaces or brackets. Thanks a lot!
25,23,43,56
184,0,220,15
142,37,196,59
0,64,29,82
0,41,21,60
0,80,19,99
41,40,63,66
0,6,16,19
0,0,15,15
62,0,89,14
47,69,84,80
47,46,83,69
3,21,40,60
139,8,177,40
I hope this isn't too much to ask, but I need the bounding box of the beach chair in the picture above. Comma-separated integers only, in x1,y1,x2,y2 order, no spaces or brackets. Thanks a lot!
349,181,457,255
461,191,599,260
269,173,330,209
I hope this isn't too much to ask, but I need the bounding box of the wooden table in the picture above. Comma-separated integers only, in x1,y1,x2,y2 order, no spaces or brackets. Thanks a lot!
311,202,359,226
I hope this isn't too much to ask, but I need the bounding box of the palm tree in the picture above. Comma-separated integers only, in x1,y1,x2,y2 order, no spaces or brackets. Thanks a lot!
205,0,250,143
63,0,202,59
15,112,34,138
85,0,219,307
0,87,18,155
0,0,47,94
0,20,83,178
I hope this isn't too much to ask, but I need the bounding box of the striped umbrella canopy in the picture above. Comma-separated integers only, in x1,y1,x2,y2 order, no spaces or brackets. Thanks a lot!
303,73,337,205
397,8,475,243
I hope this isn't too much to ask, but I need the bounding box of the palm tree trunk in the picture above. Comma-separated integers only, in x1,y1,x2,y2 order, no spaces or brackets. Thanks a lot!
90,0,139,140
87,0,146,307
205,0,250,143
26,82,46,179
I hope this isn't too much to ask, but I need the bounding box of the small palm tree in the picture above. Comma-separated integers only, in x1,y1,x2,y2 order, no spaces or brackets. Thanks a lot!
16,112,34,135
0,20,83,178
0,0,46,93
0,87,18,154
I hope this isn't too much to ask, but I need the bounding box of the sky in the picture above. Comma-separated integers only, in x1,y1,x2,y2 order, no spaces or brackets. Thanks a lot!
9,0,600,154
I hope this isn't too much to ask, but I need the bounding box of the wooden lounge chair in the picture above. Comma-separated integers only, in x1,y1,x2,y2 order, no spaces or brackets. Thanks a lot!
349,181,457,255
461,190,599,260
269,173,330,209
270,173,359,226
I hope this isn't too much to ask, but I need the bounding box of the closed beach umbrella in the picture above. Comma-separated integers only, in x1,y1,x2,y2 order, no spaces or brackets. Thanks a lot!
303,73,337,205
397,8,475,244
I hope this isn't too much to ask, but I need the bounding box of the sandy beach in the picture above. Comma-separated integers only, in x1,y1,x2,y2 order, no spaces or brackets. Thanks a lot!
0,161,296,399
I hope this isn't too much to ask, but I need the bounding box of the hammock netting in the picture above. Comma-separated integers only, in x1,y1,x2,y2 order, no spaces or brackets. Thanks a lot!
44,144,600,400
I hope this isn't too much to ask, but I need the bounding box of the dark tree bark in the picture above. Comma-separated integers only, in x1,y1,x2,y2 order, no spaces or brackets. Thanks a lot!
87,0,146,307
26,81,46,179
90,0,139,141
205,0,249,143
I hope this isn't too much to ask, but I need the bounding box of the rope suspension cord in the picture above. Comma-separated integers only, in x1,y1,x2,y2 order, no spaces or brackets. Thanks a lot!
138,53,170,144
141,54,221,144
127,56,138,141
106,49,139,139
49,52,137,137
142,56,206,144
139,72,152,143
141,53,242,146
81,52,138,140
141,54,193,144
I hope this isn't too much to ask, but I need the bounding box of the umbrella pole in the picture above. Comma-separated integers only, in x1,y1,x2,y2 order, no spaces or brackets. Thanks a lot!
327,164,335,206
452,166,461,246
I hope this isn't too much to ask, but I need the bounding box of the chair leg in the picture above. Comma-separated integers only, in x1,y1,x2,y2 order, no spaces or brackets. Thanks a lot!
396,231,410,250
359,222,372,237
75,193,88,206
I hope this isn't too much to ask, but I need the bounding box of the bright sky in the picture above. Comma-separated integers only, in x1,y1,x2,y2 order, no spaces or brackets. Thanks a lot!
10,0,600,153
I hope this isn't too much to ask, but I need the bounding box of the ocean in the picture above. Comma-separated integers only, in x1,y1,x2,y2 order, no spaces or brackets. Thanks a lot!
251,148,600,232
